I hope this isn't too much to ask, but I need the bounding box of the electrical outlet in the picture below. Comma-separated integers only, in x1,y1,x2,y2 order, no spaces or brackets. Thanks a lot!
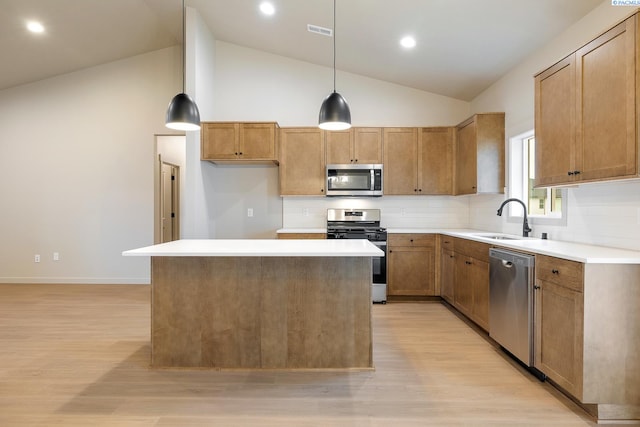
303,208,309,217
401,208,407,216
53,252,59,261
247,208,253,217
34,254,40,263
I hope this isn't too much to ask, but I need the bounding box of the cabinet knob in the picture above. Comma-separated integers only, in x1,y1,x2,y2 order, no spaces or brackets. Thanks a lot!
534,285,541,290
471,186,476,189
418,189,422,192
410,239,413,243
465,260,472,265
574,170,581,175
551,269,559,274
239,152,243,155
235,152,239,155
354,159,358,162
414,189,418,192
567,171,574,176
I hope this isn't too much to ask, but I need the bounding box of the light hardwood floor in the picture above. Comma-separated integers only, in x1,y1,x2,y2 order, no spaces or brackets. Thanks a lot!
0,283,607,426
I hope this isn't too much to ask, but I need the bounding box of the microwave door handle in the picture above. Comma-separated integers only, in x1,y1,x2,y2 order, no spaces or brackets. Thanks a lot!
370,169,374,190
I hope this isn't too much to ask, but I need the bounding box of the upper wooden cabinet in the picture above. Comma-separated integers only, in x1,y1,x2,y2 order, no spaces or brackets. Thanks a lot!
383,128,419,195
419,127,454,195
201,122,278,163
535,14,638,187
279,127,325,196
326,127,382,164
383,127,454,195
454,113,505,195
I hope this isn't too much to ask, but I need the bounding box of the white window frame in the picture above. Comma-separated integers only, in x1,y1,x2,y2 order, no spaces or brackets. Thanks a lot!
508,130,566,226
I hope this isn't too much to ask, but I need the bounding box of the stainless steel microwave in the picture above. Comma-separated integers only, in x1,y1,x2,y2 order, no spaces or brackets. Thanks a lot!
326,164,383,197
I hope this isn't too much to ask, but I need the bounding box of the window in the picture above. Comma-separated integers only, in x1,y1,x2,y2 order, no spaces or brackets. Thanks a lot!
509,130,565,223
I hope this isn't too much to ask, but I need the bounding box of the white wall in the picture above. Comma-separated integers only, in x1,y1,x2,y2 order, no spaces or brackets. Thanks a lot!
468,2,640,251
0,47,180,283
211,41,472,232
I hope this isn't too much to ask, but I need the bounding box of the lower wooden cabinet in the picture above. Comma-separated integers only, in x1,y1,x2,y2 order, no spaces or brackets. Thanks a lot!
440,248,455,304
535,255,584,398
450,237,491,331
387,234,436,296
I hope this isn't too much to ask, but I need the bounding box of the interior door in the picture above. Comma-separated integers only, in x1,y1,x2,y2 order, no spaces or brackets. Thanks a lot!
161,162,179,242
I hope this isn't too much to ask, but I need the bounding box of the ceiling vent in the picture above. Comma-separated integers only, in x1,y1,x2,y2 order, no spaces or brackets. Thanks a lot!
307,24,332,37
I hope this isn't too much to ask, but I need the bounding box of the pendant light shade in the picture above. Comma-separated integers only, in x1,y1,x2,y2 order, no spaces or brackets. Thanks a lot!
319,91,351,130
319,0,351,130
166,93,201,131
165,0,200,131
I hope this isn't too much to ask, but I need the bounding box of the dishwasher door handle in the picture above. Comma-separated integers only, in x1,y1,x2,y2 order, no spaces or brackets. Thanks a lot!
501,260,514,268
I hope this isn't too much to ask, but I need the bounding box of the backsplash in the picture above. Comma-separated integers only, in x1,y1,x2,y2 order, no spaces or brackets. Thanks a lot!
284,180,640,253
469,181,640,252
283,196,470,230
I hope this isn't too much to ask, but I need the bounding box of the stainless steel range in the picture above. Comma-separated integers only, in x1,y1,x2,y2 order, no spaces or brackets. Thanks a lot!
326,208,387,303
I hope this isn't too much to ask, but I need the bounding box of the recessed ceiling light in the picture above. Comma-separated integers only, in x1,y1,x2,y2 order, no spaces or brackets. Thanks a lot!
259,2,275,16
400,36,416,49
26,20,45,33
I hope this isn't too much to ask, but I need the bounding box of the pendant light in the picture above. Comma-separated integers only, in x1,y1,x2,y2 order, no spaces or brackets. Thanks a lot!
318,0,351,131
165,0,201,131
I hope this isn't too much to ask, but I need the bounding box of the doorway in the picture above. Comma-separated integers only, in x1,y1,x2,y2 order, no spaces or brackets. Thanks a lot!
155,135,186,244
160,161,179,242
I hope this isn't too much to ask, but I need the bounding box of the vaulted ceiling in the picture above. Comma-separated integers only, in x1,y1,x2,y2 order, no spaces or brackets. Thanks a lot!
1,0,604,100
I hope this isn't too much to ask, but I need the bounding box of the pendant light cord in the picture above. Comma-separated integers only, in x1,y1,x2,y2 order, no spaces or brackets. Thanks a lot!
333,0,336,92
181,0,186,93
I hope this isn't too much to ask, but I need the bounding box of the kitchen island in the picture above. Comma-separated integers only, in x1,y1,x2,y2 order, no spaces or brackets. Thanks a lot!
123,239,383,369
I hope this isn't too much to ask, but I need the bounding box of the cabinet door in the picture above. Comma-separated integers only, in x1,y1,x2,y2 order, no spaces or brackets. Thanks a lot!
326,129,353,164
201,122,239,160
535,56,576,186
388,246,435,296
239,123,277,160
383,128,418,195
575,16,637,182
454,119,477,195
469,257,490,331
419,127,454,195
354,127,383,164
279,128,325,195
454,255,473,318
440,248,455,304
535,279,584,399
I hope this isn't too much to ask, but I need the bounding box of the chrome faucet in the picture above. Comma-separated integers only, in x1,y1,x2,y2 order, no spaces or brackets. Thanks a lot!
497,198,532,237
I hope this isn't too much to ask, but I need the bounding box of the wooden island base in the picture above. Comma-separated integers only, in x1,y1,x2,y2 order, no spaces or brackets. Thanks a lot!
151,256,373,369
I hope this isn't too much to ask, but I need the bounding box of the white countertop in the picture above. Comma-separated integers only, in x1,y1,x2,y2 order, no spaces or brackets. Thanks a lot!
277,227,640,264
122,239,384,257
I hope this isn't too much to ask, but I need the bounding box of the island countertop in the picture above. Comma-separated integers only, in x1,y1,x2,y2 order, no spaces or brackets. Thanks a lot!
122,238,384,257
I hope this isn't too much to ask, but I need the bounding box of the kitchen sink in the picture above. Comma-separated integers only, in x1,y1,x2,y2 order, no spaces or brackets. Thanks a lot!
471,233,525,241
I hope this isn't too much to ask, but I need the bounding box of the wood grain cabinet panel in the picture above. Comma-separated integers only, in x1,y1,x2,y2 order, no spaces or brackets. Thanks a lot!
326,128,382,164
384,127,455,195
387,234,436,296
533,253,640,421
279,127,325,195
419,127,454,194
450,237,491,331
535,14,638,187
201,122,278,163
454,113,505,195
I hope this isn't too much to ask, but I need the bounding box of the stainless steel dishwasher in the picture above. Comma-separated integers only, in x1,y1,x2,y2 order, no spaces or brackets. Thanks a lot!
489,248,535,367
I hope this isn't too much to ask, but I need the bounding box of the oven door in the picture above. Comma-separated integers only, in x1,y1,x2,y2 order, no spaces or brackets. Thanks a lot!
371,241,386,285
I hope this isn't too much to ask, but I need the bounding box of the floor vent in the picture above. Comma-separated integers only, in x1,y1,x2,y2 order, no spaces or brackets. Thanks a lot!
307,24,332,37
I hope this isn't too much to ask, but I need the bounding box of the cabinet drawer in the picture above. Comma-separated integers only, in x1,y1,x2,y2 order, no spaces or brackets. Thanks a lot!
453,238,490,262
388,233,435,247
440,235,455,251
536,255,583,292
